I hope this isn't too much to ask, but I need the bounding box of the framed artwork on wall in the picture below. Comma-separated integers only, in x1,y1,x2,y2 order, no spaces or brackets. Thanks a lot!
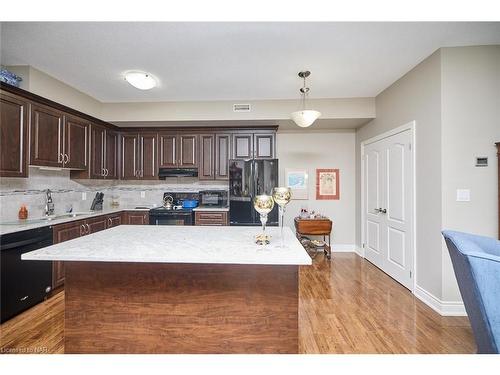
316,169,340,200
285,169,308,200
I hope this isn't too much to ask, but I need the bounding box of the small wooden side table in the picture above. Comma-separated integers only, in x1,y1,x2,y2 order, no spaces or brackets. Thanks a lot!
294,217,333,259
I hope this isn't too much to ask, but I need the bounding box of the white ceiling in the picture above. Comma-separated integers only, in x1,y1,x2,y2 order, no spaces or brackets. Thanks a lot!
1,22,500,103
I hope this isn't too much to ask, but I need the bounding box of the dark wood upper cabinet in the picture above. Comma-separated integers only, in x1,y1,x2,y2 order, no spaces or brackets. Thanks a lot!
179,134,198,167
121,134,139,179
254,133,275,159
232,133,253,159
159,133,177,168
30,103,64,167
232,132,275,160
121,133,157,180
139,133,158,179
64,115,88,170
215,133,231,180
105,130,119,179
199,134,215,180
158,132,198,168
89,125,105,178
0,91,28,177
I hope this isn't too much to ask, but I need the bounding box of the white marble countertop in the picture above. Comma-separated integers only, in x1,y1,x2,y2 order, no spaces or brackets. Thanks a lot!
192,207,229,212
22,226,312,266
0,207,151,236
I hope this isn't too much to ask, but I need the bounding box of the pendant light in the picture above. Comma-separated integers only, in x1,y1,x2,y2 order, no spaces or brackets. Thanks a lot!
290,71,321,128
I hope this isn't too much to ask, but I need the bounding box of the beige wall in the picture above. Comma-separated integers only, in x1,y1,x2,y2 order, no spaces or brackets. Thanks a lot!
356,50,443,298
277,130,356,247
440,45,500,300
7,65,103,118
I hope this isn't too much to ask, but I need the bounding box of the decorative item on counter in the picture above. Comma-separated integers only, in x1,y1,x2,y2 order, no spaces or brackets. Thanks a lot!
272,187,292,247
299,206,309,219
0,67,23,87
253,194,275,245
111,195,120,208
18,204,28,220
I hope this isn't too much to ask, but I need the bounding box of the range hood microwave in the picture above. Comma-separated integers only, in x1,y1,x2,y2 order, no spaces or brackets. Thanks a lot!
158,168,198,179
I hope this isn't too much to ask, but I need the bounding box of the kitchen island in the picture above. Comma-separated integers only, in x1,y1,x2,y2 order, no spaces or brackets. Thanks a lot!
22,225,311,354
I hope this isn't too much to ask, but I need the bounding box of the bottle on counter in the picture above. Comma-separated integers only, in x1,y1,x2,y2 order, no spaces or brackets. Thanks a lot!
18,204,28,220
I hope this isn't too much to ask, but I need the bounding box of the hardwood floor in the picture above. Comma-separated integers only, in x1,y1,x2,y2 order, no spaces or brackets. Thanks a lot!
0,253,474,354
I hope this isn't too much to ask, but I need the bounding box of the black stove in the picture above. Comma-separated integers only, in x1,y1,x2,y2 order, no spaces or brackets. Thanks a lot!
149,192,198,225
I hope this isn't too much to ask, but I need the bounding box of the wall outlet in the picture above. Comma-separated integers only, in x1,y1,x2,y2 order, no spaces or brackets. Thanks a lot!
82,192,87,201
140,191,146,198
456,189,471,202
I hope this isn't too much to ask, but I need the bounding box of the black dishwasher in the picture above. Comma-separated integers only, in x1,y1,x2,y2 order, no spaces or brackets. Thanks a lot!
1,226,53,323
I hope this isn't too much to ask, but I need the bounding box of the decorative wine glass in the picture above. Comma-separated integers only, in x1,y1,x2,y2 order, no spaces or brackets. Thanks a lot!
253,194,275,245
272,187,292,247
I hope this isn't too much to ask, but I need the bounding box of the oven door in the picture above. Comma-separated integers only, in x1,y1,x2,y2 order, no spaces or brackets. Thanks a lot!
149,211,193,225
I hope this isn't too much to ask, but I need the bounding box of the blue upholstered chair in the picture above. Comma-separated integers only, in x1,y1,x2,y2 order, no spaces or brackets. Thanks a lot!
442,230,500,354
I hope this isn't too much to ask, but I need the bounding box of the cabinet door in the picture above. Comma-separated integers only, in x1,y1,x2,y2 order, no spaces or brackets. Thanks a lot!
232,133,253,159
52,220,84,289
64,115,88,169
159,133,177,168
0,92,28,177
106,214,122,228
195,211,228,226
139,133,158,179
121,134,139,179
199,134,215,180
215,134,231,180
124,211,149,225
30,104,64,167
104,130,119,179
178,134,198,167
254,133,275,159
86,216,107,234
89,125,105,178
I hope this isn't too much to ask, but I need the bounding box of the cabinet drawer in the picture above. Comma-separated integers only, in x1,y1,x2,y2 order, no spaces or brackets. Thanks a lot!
195,211,228,226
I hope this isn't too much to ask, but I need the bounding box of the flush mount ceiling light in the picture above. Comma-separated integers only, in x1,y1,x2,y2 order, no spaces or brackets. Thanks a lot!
124,71,157,90
290,71,321,128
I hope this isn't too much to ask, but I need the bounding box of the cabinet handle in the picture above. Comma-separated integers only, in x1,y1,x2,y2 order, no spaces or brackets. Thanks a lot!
58,153,63,164
108,217,112,227
80,224,85,236
86,223,90,234
64,154,69,163
102,168,105,177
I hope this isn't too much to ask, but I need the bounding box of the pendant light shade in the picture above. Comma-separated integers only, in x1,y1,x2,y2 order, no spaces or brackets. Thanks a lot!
291,110,321,128
291,70,321,128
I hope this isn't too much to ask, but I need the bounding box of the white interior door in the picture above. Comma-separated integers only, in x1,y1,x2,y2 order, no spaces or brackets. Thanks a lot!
363,129,413,290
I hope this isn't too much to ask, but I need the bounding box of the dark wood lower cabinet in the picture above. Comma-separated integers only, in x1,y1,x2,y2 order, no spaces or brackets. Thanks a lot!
106,213,122,228
52,220,85,289
194,211,228,226
123,211,149,225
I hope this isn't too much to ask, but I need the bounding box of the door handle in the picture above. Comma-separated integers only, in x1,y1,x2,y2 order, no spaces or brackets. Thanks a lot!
380,208,387,214
20,295,29,301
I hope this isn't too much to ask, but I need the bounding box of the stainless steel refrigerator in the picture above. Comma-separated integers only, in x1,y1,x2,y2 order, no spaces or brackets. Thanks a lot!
229,159,279,226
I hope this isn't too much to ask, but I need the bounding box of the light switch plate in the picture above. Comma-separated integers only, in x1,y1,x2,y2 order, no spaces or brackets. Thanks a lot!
140,191,146,198
82,192,87,201
456,189,471,202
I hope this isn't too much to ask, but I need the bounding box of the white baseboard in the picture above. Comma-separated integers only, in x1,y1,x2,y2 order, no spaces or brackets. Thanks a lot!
414,285,467,316
331,244,357,252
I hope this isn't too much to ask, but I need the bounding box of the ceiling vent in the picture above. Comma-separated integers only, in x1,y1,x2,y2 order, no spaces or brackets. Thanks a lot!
233,104,251,112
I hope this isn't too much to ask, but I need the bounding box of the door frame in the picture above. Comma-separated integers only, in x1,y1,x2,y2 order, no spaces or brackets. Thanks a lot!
360,121,416,292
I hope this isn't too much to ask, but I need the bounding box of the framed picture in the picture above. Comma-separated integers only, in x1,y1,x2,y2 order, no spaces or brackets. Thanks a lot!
285,169,308,200
316,169,340,200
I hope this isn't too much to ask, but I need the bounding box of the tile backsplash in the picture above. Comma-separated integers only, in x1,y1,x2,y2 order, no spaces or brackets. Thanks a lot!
0,167,228,221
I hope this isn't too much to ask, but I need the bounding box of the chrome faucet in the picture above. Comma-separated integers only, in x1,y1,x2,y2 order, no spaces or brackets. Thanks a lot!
44,189,55,216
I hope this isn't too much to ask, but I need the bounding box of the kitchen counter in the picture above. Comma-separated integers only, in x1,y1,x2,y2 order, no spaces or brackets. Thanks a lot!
192,206,229,212
0,207,151,236
22,225,311,266
22,225,309,354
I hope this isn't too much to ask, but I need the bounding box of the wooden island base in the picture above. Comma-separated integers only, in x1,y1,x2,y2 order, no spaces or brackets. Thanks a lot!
64,261,299,354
